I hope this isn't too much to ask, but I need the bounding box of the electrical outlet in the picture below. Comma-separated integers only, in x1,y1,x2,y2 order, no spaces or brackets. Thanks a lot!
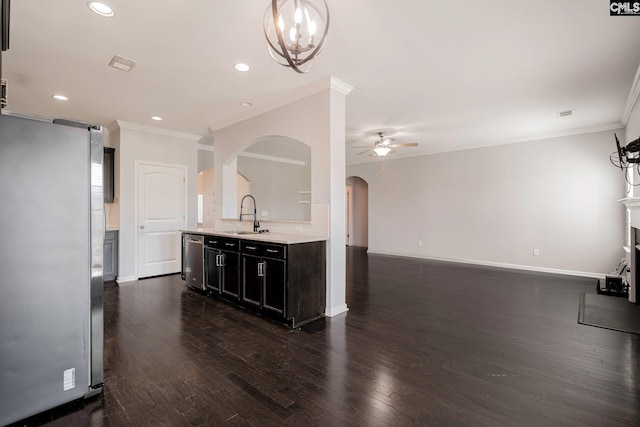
418,240,423,247
533,249,540,256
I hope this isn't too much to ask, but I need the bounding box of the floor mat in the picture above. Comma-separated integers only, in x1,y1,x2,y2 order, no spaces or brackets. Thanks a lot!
578,293,640,335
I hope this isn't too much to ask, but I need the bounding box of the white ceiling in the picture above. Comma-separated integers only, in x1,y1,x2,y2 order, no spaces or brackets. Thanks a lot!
3,1,640,165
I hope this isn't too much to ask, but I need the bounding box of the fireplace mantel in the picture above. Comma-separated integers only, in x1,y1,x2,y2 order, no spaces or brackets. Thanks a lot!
619,197,640,208
620,197,640,230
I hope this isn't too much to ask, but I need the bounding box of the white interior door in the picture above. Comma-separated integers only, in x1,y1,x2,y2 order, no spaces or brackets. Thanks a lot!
137,162,186,278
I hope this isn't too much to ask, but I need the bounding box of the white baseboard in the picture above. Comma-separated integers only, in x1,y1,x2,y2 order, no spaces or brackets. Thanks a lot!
326,304,349,317
366,250,606,280
116,275,138,284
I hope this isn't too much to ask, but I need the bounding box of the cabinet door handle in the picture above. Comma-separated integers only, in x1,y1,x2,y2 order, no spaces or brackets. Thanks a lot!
216,254,221,266
220,255,225,267
266,249,278,253
225,243,235,247
246,246,257,250
258,262,264,277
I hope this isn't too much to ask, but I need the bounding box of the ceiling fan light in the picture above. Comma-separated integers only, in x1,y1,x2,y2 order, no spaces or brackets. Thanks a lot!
374,146,392,157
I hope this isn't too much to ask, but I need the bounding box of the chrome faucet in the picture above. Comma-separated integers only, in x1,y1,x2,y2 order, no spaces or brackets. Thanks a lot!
239,194,260,232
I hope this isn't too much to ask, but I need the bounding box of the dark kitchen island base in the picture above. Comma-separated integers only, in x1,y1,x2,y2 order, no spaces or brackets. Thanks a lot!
182,231,326,328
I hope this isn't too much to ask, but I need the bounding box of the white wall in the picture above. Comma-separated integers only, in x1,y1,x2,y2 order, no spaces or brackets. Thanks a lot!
346,176,368,247
347,129,626,276
238,156,310,221
197,148,216,228
110,121,199,282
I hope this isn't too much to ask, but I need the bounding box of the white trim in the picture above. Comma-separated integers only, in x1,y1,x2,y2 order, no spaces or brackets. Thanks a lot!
238,151,305,166
622,60,640,126
619,197,640,208
209,76,353,131
110,120,201,141
367,250,606,279
116,275,137,284
197,144,215,152
347,122,625,166
330,76,354,95
134,160,188,279
326,304,349,317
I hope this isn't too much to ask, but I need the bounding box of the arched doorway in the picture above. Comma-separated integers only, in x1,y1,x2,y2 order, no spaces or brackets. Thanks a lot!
345,176,369,248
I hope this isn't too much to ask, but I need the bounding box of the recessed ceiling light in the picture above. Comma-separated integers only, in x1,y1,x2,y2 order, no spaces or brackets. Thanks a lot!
234,63,250,72
88,2,115,17
52,95,69,101
240,102,253,107
151,116,163,121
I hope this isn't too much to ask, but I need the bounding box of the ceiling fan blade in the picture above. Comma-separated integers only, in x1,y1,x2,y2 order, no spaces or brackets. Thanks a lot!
388,143,418,148
357,148,372,155
350,145,373,148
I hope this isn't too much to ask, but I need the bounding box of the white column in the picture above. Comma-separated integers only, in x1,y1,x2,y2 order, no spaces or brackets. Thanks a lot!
326,78,353,316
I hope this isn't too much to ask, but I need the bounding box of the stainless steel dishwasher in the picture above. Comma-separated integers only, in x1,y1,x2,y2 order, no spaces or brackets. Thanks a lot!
184,234,204,290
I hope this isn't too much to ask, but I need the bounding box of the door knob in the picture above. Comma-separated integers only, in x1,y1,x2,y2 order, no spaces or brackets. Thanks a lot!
140,225,145,229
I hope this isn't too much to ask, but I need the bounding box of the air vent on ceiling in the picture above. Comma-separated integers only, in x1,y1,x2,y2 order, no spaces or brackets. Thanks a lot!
558,109,573,117
108,55,137,72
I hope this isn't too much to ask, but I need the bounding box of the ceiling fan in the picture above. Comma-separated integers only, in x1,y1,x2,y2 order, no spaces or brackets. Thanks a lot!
351,132,418,157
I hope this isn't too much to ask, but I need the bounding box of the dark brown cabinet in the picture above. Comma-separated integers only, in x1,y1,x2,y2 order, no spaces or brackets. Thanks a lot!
241,241,287,318
204,236,240,301
103,147,115,203
183,232,326,328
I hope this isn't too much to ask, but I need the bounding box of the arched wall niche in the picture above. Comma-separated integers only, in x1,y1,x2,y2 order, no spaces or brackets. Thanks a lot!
222,135,312,222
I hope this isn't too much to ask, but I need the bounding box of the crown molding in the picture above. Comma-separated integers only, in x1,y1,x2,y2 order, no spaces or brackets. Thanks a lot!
108,120,201,141
209,76,354,131
106,121,120,134
196,144,215,152
330,76,354,95
622,60,640,126
238,151,305,166
346,122,625,166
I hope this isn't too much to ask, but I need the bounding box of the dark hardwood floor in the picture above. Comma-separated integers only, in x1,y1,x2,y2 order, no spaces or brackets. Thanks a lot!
18,247,640,426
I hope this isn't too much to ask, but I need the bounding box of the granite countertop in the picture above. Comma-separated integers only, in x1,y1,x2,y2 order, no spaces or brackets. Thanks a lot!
182,228,327,244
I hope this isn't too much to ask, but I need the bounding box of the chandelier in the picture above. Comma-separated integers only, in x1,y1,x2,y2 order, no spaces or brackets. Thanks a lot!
263,0,330,73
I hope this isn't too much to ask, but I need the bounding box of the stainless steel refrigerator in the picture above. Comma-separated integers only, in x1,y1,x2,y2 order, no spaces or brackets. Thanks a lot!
0,113,104,426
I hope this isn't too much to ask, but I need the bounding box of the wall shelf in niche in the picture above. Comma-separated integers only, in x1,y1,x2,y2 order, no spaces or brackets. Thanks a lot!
298,190,311,205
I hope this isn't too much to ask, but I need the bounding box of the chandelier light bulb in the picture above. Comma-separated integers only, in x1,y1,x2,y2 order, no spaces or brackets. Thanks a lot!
263,0,330,73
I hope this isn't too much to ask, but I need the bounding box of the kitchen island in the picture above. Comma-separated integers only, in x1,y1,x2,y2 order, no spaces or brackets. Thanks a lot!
181,229,326,328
